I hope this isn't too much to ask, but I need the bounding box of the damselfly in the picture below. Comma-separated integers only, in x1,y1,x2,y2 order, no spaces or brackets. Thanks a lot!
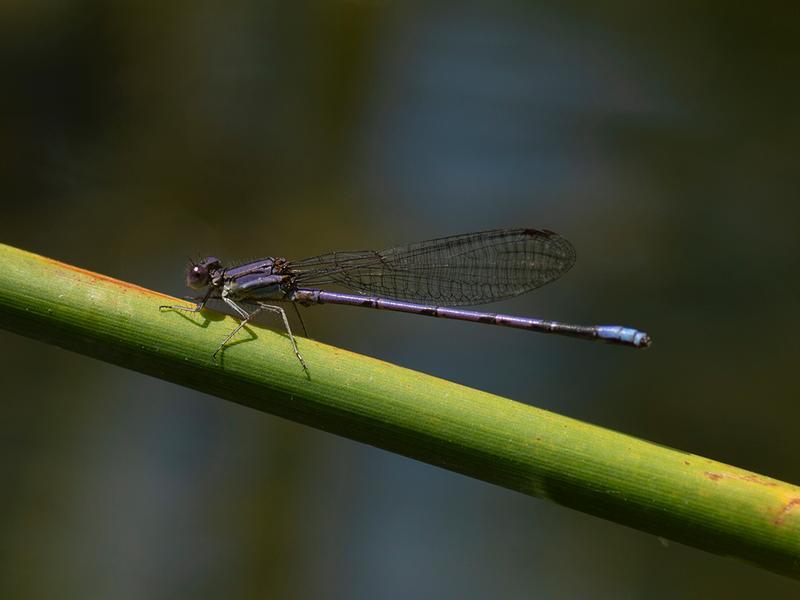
161,228,651,371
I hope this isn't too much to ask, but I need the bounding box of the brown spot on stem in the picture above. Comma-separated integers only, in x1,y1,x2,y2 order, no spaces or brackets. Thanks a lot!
774,498,800,525
739,474,778,487
43,256,174,300
704,471,778,487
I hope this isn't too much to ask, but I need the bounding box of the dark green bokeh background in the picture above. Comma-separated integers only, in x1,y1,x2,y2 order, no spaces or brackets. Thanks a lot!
2,2,798,597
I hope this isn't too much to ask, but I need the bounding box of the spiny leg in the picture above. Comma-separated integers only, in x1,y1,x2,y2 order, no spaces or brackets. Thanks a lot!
160,288,212,313
258,303,308,372
215,299,308,372
292,301,309,337
213,297,261,360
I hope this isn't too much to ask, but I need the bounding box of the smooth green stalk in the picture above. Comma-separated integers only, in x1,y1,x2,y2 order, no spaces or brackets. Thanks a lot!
0,242,798,579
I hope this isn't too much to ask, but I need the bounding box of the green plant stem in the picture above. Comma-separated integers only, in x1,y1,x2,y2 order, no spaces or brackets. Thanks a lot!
0,242,798,578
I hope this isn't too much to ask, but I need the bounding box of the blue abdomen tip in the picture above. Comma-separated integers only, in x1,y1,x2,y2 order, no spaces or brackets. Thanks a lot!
597,326,652,348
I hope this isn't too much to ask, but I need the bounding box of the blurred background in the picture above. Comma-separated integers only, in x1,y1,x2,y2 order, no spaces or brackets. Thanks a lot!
1,1,799,597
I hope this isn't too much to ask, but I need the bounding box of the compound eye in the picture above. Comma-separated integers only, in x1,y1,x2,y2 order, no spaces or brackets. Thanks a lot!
186,264,209,289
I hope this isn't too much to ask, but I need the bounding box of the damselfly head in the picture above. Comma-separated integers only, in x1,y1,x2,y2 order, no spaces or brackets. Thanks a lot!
186,256,221,289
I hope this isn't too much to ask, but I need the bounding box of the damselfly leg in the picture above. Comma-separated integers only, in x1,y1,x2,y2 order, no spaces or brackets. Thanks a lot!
217,297,307,372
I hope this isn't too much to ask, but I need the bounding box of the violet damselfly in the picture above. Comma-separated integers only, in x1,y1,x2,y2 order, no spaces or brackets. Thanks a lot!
161,228,651,371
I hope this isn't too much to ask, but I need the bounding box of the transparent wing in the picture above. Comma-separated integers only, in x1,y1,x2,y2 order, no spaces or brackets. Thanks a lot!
288,228,576,306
